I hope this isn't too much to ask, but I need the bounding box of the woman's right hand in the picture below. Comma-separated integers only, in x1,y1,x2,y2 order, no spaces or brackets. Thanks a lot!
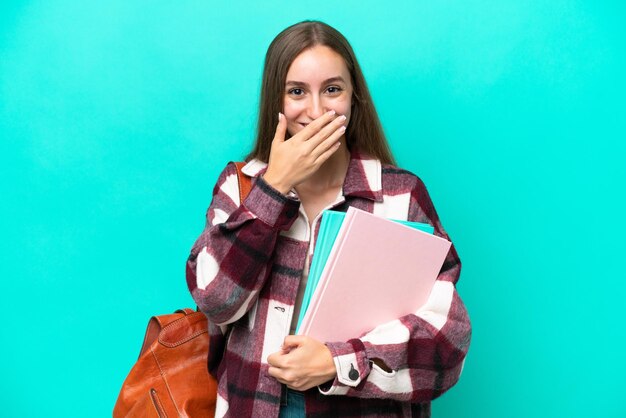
263,110,347,194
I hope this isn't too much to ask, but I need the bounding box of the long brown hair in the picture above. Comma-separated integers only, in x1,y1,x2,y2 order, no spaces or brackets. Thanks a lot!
246,20,396,165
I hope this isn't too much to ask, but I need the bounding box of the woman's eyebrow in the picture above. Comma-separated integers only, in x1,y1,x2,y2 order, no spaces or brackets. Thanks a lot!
285,76,346,87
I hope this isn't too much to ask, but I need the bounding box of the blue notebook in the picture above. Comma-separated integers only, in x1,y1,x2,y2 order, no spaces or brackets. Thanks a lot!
295,210,435,333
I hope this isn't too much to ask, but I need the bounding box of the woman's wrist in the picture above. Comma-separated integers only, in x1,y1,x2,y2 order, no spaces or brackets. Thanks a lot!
262,172,292,195
322,345,337,380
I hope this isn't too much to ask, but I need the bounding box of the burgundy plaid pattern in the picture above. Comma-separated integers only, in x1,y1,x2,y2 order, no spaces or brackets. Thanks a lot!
186,153,471,417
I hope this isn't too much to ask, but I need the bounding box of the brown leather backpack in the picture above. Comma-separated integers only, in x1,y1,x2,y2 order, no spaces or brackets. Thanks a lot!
114,163,252,417
113,309,218,417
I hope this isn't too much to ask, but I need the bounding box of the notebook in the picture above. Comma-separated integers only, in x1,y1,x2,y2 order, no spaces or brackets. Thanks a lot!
297,207,451,342
295,210,434,332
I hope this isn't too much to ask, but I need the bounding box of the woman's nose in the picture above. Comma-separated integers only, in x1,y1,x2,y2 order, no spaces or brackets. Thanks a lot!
307,97,327,119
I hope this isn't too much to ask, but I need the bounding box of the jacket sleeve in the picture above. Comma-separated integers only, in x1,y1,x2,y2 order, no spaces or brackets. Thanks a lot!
186,162,300,326
320,176,471,402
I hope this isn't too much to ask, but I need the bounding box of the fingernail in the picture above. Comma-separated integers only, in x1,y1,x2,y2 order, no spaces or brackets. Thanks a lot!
338,126,346,132
339,115,347,121
327,110,336,116
278,112,283,121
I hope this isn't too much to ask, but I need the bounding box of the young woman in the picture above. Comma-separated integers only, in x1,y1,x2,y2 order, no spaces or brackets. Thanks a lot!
186,20,471,418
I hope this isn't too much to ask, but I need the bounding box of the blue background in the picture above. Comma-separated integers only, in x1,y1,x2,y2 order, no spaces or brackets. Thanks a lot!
1,1,625,416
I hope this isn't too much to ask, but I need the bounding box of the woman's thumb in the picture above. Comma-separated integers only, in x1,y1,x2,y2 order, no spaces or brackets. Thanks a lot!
282,334,305,349
274,113,287,142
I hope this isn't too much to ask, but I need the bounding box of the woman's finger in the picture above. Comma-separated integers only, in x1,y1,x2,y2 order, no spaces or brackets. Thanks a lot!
306,114,346,150
314,137,343,166
283,335,306,348
311,125,346,160
267,351,284,368
268,366,285,382
293,110,337,142
273,112,288,143
269,366,296,387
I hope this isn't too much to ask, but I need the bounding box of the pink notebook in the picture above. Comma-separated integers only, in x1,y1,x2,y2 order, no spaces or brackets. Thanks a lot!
298,207,451,342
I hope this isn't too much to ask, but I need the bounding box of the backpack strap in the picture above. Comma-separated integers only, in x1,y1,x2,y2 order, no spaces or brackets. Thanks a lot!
234,161,253,203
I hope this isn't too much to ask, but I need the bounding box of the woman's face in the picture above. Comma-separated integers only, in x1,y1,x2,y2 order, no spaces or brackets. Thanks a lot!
283,45,353,137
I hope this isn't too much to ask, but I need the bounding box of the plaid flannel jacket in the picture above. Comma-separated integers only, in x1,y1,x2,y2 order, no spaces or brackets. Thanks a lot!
186,152,471,417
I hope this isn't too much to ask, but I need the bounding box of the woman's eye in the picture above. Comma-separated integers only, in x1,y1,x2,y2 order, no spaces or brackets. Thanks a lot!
288,88,304,96
326,86,343,94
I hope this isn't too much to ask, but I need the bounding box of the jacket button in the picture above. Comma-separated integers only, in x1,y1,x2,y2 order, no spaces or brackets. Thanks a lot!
348,364,359,381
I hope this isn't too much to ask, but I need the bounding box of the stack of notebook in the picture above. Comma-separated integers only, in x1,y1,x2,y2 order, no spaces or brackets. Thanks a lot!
295,207,451,342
